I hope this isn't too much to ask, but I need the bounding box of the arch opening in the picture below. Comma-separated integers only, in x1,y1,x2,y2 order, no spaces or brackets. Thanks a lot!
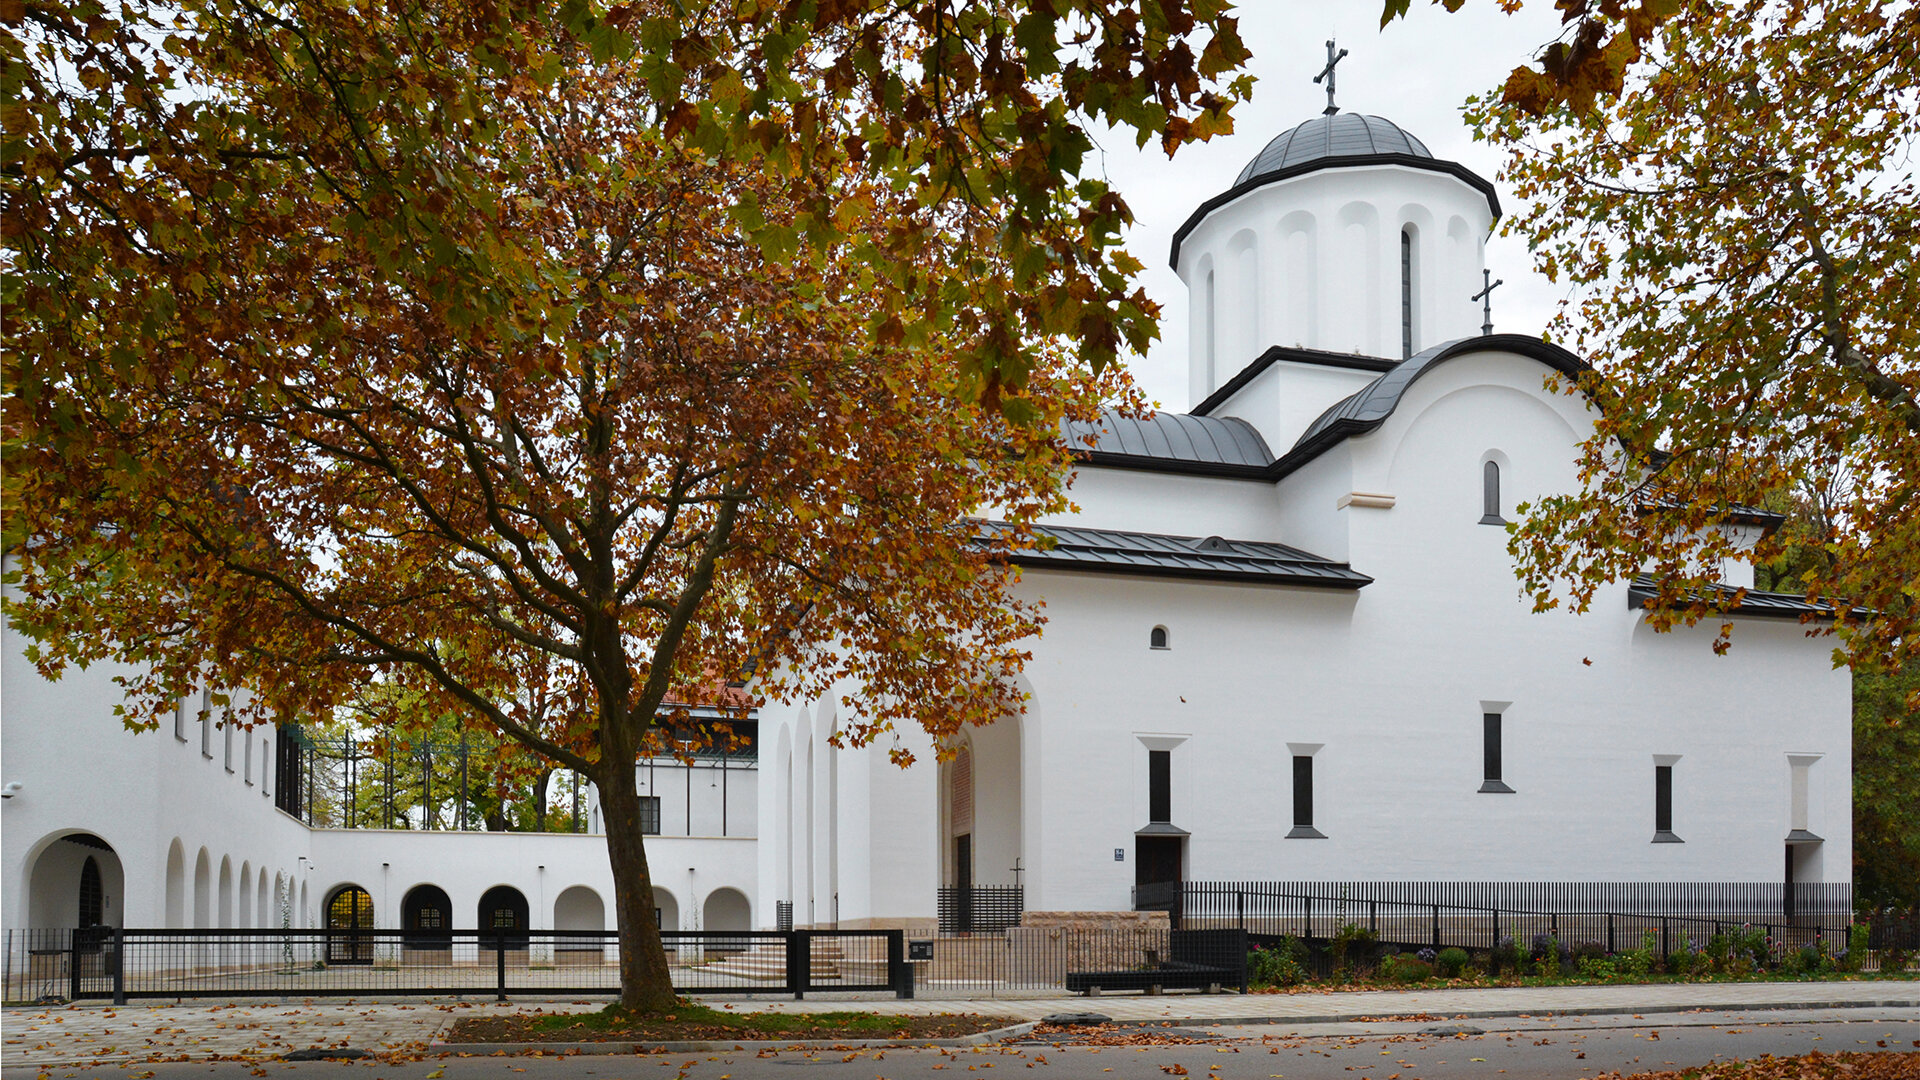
324,885,375,964
702,887,752,953
478,886,530,951
553,886,606,960
402,884,453,953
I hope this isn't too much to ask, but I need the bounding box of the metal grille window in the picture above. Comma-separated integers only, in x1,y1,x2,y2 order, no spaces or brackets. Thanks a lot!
639,796,661,835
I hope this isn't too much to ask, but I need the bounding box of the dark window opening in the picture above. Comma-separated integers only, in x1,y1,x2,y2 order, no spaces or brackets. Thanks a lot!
274,725,305,817
1401,228,1415,359
1288,755,1324,838
1149,626,1169,650
1480,713,1514,792
1480,460,1505,525
639,795,662,835
1654,764,1681,842
402,885,452,950
325,886,375,964
478,886,531,949
1148,750,1171,823
79,856,104,928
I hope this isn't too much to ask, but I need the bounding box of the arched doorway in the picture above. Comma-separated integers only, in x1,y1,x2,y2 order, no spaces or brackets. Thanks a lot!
477,886,529,951
401,885,453,955
939,711,1023,933
552,886,604,962
651,886,680,932
702,887,751,952
324,885,374,964
24,833,124,985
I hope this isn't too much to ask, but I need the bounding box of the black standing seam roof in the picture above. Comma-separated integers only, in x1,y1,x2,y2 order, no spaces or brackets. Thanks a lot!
1075,336,1591,482
1234,114,1434,186
1066,411,1274,468
1627,575,1840,620
974,521,1371,589
1169,114,1499,272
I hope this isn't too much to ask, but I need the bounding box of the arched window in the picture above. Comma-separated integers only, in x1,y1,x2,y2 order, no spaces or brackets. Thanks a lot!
1480,460,1505,524
1400,228,1417,358
79,856,104,927
1204,269,1218,388
1149,626,1170,650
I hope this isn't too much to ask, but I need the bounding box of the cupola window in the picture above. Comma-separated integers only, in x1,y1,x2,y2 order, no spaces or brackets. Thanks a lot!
1400,227,1417,358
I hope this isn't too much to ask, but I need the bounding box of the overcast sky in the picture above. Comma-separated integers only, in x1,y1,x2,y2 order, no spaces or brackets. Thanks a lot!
1090,2,1573,411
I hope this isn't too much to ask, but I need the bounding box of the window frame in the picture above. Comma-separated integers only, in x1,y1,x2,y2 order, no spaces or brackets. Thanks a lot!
1653,761,1682,842
1480,712,1514,793
1479,459,1506,525
1287,754,1324,839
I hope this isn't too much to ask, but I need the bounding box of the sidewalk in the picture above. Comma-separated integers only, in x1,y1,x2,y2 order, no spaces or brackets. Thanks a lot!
5,980,1917,1068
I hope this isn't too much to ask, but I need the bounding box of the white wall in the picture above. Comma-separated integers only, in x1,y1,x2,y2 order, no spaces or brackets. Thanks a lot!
1180,165,1494,401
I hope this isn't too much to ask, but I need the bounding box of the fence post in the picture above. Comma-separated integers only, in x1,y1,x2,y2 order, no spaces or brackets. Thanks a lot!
1303,896,1311,941
787,931,811,1001
1607,913,1614,954
888,931,910,1000
1661,918,1670,959
69,930,82,1002
1237,891,1245,931
1368,901,1376,935
112,927,126,1006
1431,905,1439,950
494,935,507,1003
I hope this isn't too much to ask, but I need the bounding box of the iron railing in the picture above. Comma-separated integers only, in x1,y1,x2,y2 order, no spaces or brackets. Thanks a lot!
937,886,1024,935
2,928,902,1003
1135,880,1875,958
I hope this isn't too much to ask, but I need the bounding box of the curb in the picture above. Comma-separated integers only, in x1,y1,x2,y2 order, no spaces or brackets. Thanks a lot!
423,1021,1042,1057
1093,995,1920,1030
417,998,1920,1057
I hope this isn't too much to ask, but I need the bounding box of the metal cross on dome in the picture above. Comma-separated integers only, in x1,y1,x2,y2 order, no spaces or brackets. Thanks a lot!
1313,39,1349,116
1473,268,1506,336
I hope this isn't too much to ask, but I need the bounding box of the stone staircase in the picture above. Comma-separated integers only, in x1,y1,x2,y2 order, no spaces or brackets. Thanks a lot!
697,938,887,983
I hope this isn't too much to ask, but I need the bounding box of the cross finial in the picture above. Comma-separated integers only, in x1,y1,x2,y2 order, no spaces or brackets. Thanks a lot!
1313,39,1349,116
1471,268,1505,336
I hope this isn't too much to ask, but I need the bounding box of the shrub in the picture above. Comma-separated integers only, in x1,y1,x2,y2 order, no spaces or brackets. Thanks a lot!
1249,935,1311,987
1577,955,1617,980
1416,947,1437,964
1571,940,1607,962
1435,947,1470,978
1666,935,1700,976
1840,923,1871,973
1387,956,1434,983
1492,935,1522,972
1330,921,1378,973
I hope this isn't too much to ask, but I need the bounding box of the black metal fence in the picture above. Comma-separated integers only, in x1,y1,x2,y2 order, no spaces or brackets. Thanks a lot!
1135,881,1881,960
937,886,1024,935
3,924,1257,1003
2,928,904,1003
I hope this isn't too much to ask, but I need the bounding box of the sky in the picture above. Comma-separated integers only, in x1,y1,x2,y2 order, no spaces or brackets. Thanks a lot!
1089,1,1574,412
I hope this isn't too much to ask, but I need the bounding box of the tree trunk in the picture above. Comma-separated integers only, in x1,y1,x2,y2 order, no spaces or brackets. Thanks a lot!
599,754,680,1011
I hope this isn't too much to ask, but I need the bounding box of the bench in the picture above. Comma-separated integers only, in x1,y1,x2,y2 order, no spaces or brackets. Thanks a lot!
1065,929,1246,996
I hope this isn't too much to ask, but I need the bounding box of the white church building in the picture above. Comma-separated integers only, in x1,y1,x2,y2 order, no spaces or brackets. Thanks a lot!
4,109,1850,949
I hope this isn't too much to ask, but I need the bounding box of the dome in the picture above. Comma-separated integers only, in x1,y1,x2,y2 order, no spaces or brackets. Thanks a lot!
1233,113,1432,187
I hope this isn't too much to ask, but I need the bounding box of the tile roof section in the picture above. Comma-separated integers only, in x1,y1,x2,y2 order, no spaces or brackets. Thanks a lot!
1067,410,1275,470
975,521,1371,589
1628,575,1839,620
1234,114,1434,185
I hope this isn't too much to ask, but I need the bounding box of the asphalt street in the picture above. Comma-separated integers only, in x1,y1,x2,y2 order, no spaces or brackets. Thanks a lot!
23,1008,1920,1080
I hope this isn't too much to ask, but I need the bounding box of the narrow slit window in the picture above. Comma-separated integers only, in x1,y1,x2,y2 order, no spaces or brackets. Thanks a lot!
244,730,254,784
223,713,235,772
1480,713,1513,792
1400,228,1415,358
200,689,213,758
1480,460,1505,525
1654,763,1681,842
1288,755,1323,838
174,695,188,742
1148,749,1171,823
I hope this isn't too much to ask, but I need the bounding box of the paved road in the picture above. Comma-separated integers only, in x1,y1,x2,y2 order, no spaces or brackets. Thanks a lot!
26,1008,1920,1080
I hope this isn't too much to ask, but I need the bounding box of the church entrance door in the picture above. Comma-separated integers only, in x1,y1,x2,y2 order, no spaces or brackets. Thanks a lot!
1135,836,1183,889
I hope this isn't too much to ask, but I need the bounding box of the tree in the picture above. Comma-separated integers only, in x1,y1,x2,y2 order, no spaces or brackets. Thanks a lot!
1382,1,1918,692
3,0,1249,1009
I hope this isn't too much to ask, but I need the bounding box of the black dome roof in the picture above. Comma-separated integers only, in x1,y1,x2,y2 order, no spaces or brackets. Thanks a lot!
1234,113,1432,186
